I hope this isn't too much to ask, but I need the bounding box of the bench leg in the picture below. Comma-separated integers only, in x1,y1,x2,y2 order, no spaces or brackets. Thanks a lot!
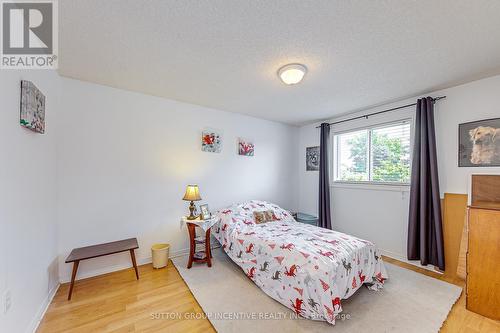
130,249,139,280
68,260,80,301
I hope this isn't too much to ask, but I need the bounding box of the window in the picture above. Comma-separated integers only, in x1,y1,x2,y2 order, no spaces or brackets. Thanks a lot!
333,121,411,184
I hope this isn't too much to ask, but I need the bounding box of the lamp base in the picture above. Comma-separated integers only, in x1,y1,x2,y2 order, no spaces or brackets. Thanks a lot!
187,201,198,220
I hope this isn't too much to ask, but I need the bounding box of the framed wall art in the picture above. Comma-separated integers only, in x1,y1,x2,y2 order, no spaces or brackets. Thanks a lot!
20,80,45,134
201,130,222,153
459,118,500,167
238,138,254,156
306,146,320,171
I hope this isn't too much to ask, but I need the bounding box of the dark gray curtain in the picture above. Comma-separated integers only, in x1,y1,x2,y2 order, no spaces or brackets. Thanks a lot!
319,123,332,229
407,97,445,271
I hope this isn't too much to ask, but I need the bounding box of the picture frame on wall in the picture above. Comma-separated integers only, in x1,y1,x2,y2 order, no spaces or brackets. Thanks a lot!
201,129,223,153
238,138,254,156
20,80,45,134
306,146,320,171
458,118,500,167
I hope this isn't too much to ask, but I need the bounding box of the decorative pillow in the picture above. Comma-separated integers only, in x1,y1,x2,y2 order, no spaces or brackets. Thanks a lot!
253,211,266,224
217,200,295,225
253,210,277,224
263,210,276,221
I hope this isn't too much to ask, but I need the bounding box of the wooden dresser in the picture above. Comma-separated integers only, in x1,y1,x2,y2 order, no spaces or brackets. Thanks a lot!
466,175,500,320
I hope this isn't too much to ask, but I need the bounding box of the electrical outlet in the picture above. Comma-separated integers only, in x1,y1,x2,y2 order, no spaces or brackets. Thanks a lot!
3,290,11,314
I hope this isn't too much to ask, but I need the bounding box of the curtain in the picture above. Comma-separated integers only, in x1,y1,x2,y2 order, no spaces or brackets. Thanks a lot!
319,123,332,229
407,97,445,270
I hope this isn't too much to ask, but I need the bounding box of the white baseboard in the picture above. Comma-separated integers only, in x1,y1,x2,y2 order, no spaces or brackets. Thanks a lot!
28,283,60,333
380,249,443,274
59,247,190,283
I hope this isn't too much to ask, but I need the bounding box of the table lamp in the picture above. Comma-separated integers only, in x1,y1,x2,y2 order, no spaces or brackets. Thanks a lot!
182,185,202,220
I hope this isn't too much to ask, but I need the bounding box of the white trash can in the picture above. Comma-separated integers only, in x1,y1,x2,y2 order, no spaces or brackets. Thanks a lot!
151,243,170,269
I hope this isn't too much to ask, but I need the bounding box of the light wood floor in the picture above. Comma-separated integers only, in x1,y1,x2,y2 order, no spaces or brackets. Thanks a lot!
37,262,216,333
38,256,500,333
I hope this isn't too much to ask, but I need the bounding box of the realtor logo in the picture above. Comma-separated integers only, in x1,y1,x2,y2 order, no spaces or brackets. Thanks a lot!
1,0,58,69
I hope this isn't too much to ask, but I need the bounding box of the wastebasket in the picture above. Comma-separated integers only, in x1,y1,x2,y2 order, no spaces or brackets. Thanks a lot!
151,243,170,269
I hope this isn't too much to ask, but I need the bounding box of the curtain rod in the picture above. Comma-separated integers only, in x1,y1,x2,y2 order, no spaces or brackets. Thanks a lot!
315,96,446,128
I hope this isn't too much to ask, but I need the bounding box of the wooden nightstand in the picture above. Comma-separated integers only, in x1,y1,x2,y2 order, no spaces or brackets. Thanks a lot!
183,217,219,268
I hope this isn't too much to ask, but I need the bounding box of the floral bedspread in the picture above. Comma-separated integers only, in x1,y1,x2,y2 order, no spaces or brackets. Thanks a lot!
213,200,388,325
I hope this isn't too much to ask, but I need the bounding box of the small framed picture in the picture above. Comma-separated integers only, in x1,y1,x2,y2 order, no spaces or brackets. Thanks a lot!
20,80,46,133
238,138,254,156
199,204,211,220
201,129,222,153
306,146,320,171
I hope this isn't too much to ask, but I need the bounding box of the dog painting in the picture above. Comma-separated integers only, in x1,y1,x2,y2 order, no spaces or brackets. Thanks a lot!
459,118,500,167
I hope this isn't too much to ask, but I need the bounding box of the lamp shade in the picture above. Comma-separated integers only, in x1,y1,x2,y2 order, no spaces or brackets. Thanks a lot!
182,185,201,201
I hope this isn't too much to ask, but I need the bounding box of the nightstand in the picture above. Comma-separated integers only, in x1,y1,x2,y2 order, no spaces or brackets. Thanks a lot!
182,217,219,268
294,212,318,226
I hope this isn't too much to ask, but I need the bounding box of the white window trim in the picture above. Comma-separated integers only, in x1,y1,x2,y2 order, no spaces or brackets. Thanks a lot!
331,118,413,188
331,181,410,192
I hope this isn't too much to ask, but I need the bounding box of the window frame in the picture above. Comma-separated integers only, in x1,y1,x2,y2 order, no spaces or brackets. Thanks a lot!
332,118,413,187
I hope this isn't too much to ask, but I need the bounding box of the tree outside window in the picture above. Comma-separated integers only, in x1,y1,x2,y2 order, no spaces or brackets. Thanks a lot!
334,122,411,184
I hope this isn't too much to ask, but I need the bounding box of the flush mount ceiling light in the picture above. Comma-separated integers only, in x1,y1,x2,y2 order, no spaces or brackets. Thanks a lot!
277,63,307,85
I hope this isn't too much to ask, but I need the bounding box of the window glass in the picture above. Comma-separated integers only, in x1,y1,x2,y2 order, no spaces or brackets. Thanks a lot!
334,121,411,184
336,129,369,181
371,123,411,183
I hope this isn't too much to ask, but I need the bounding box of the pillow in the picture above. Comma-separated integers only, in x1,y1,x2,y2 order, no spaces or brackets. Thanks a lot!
253,211,265,224
218,201,295,224
253,210,277,224
263,210,276,221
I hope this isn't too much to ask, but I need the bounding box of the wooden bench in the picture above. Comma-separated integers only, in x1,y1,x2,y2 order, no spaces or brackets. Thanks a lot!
65,238,139,300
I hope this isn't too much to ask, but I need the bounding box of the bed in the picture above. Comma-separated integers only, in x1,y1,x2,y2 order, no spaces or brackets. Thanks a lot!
213,200,388,325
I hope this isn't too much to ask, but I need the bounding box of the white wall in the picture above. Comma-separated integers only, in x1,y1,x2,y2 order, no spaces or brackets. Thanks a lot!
56,78,299,282
0,71,60,333
298,74,500,261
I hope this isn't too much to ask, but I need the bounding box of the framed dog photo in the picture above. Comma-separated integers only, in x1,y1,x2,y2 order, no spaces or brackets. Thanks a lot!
458,118,500,167
199,204,211,220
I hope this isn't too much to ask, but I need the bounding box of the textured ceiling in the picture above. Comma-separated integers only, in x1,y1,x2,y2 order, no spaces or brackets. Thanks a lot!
59,1,500,125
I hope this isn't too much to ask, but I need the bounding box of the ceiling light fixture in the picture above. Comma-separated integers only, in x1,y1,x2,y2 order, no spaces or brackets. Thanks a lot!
278,63,307,85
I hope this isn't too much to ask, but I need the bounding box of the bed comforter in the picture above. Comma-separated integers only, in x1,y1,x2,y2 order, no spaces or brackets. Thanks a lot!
213,200,388,325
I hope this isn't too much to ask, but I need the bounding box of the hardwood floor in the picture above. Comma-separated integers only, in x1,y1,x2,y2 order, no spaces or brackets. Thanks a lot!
38,256,500,333
37,262,216,333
